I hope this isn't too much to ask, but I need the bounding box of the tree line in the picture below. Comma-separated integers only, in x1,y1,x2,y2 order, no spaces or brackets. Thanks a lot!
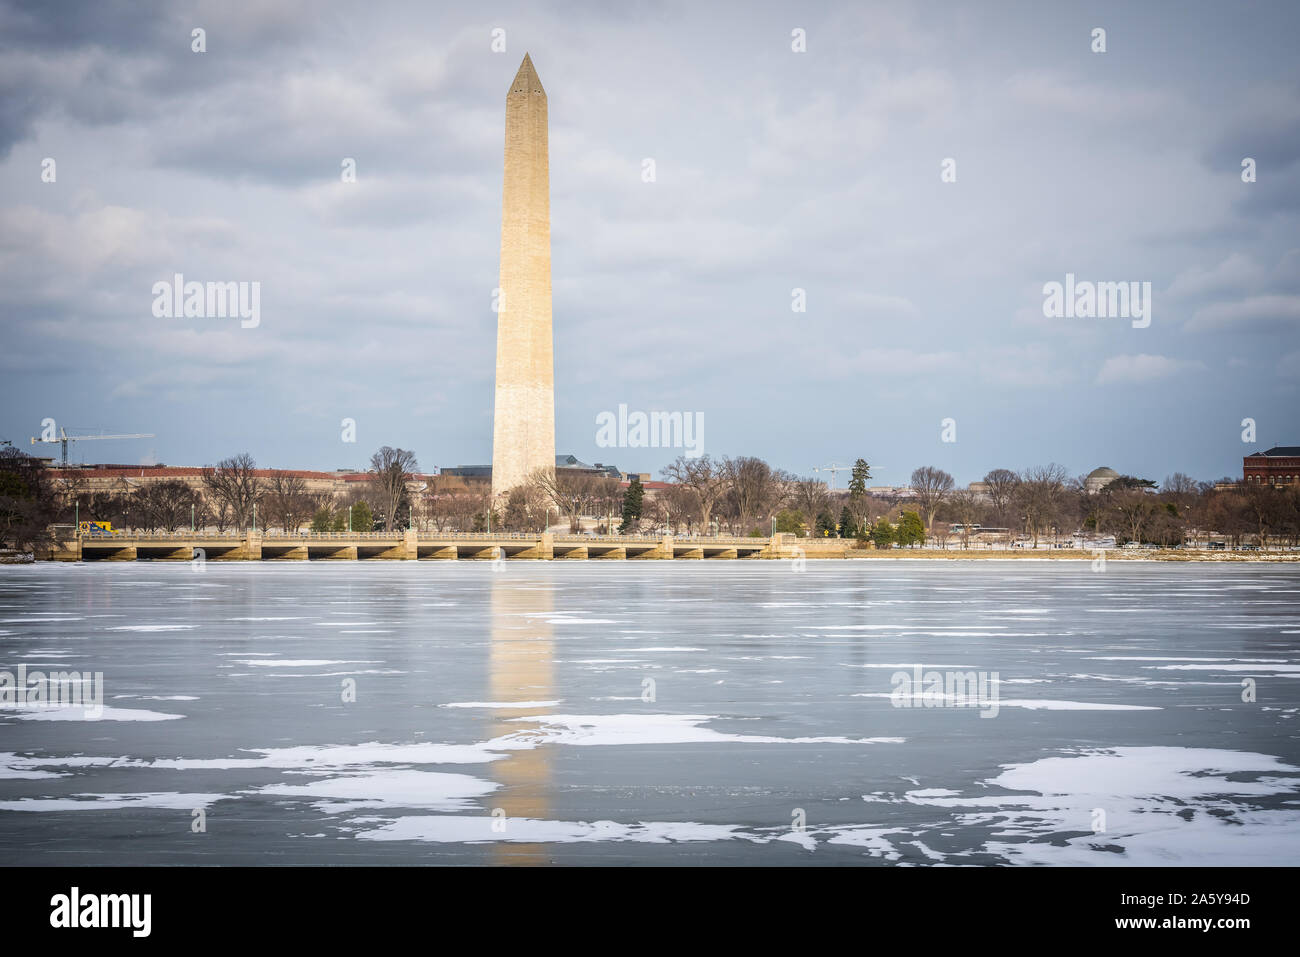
0,444,423,544
501,455,1300,548
899,464,1300,549
3,439,1299,549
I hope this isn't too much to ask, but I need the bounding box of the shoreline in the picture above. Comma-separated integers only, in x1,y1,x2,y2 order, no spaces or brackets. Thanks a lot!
843,549,1300,562
8,551,1300,565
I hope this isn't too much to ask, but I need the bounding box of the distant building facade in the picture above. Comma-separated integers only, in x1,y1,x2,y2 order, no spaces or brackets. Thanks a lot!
442,455,624,482
1084,466,1120,494
1243,446,1300,486
866,486,917,499
48,464,433,499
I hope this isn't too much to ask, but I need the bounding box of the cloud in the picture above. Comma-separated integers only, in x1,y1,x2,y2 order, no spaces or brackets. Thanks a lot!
1004,71,1183,125
1096,354,1206,385
1166,253,1266,299
975,344,1077,389
2,0,1298,484
1187,294,1300,331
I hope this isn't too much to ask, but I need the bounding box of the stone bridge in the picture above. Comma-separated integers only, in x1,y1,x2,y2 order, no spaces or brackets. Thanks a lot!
47,531,860,562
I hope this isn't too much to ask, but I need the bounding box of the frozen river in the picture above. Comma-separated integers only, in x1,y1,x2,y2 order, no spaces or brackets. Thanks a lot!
2,560,1298,865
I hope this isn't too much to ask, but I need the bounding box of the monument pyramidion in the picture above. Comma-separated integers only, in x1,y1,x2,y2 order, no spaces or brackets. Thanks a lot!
491,53,555,499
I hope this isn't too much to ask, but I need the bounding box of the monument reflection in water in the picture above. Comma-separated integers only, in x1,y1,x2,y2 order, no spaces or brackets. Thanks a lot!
489,573,554,864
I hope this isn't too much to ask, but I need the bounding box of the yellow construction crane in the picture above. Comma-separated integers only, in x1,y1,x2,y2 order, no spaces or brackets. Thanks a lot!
29,428,155,467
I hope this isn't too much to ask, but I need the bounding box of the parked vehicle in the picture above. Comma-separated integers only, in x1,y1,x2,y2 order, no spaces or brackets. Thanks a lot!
78,521,121,537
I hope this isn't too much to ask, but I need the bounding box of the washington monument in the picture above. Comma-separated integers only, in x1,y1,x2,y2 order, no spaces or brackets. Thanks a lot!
491,53,555,499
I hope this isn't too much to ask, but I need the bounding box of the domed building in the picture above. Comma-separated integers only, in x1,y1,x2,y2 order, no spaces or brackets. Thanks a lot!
1085,466,1120,494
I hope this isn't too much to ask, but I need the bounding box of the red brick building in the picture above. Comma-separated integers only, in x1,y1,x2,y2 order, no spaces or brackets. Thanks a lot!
1243,446,1300,486
48,464,439,497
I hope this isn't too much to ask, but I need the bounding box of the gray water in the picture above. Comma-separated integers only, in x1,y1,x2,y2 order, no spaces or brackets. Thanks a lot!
2,560,1298,865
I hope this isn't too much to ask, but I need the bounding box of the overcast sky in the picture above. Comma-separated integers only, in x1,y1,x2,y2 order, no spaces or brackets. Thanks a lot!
1,0,1297,487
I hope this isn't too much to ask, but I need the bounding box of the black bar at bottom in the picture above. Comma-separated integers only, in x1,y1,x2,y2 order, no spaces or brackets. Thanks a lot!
2,865,1282,943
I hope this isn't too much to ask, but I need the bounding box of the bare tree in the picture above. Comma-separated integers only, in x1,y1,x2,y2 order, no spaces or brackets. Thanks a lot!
910,466,954,531
721,456,788,534
1163,472,1199,510
791,477,831,531
501,481,549,531
192,492,215,533
530,467,595,532
1241,484,1286,549
1016,463,1070,547
54,472,91,522
1109,488,1158,544
369,447,419,532
434,488,488,532
134,479,197,532
641,494,669,534
661,454,725,532
266,472,313,533
945,489,983,549
202,493,231,533
201,454,262,532
421,487,462,532
658,483,698,534
591,476,623,531
982,468,1019,526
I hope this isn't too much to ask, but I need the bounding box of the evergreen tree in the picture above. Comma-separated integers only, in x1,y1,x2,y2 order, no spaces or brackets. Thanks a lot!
849,459,871,499
897,510,925,547
350,501,374,532
0,443,58,552
619,476,645,533
472,507,500,533
311,506,333,532
503,489,531,530
839,505,854,538
871,518,894,548
774,509,804,535
815,509,836,537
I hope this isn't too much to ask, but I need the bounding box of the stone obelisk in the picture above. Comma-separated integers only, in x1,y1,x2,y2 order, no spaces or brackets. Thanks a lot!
491,53,555,499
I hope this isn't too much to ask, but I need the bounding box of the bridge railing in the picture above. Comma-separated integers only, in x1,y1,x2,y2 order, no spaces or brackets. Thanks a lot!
669,536,771,545
416,531,541,540
552,535,662,545
80,531,238,541
79,530,777,545
85,531,408,541
263,531,400,540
